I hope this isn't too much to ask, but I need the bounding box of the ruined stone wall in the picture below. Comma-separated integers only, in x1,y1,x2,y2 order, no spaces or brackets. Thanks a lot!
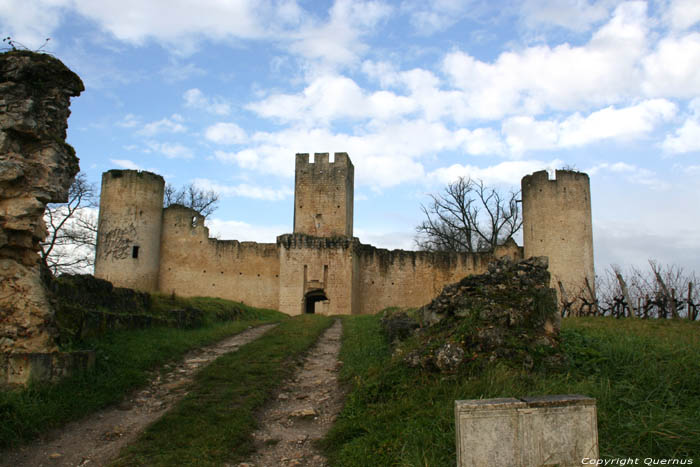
158,205,280,309
354,240,523,315
94,170,164,293
522,170,595,304
293,153,353,237
0,51,83,354
277,234,355,316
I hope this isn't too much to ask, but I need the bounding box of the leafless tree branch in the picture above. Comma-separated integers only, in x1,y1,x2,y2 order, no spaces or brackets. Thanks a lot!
40,172,98,275
163,182,219,218
415,177,522,253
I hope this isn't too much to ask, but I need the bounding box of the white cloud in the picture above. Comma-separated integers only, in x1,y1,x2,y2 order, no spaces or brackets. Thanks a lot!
249,74,416,124
2,0,387,68
442,2,649,118
214,149,261,169
193,178,292,201
68,0,279,48
205,122,247,145
401,0,478,34
594,220,700,271
215,124,433,186
454,128,507,155
161,62,206,83
117,113,141,128
428,159,563,186
664,0,700,31
205,218,287,243
361,60,401,88
519,0,621,32
662,98,700,154
288,0,392,67
183,88,231,116
587,161,667,189
147,141,194,159
663,119,700,154
109,158,143,170
49,0,388,67
0,0,69,48
211,119,511,189
138,114,187,136
354,228,416,250
502,99,677,154
642,33,700,99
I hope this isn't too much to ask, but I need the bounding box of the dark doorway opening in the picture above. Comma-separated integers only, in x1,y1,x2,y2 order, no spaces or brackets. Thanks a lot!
304,289,328,314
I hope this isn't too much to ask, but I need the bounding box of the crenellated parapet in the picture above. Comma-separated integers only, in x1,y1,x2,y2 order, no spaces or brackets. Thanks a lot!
277,233,356,250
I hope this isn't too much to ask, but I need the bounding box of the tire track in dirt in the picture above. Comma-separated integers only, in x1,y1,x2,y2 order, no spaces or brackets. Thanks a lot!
0,323,277,467
236,319,344,467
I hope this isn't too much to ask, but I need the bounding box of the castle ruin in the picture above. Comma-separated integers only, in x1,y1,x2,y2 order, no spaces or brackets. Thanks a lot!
94,153,594,315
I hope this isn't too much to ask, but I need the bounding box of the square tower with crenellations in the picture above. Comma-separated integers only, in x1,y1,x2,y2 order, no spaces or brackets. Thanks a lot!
293,152,354,237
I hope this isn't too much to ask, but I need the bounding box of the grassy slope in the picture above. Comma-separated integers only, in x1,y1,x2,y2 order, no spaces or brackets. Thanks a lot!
112,314,333,467
322,315,700,466
0,296,286,450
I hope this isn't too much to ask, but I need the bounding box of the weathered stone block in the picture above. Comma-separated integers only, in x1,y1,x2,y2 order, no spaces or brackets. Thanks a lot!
1,50,83,375
455,395,598,467
0,350,95,387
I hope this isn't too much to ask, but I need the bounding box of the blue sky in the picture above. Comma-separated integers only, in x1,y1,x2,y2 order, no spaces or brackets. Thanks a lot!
2,0,700,274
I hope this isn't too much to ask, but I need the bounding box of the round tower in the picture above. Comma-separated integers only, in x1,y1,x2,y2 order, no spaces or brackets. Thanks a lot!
94,170,165,292
521,170,595,308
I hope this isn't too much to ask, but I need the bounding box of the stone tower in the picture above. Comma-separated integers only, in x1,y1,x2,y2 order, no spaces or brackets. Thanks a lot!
521,170,595,306
293,153,354,237
94,170,165,292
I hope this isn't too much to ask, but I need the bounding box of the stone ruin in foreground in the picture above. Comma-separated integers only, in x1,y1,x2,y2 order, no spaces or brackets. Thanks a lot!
382,256,563,373
0,50,93,385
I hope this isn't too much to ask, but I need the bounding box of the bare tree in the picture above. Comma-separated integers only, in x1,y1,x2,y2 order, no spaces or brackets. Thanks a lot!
592,262,698,320
415,177,522,253
40,172,98,275
163,183,219,218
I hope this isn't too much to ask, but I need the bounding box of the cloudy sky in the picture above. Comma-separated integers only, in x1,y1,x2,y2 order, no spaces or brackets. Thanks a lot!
2,0,699,274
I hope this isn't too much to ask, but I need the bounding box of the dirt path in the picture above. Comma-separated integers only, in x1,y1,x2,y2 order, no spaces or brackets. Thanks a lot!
0,323,277,467
236,319,344,467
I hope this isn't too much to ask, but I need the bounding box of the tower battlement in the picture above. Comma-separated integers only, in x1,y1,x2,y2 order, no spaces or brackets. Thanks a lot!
295,152,352,167
293,152,354,237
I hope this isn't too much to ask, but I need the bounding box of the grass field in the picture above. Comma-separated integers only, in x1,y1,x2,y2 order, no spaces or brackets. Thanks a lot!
0,296,286,450
322,315,700,465
112,314,333,466
3,299,698,465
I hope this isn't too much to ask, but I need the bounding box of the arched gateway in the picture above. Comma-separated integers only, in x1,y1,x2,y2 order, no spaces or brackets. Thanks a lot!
304,289,329,314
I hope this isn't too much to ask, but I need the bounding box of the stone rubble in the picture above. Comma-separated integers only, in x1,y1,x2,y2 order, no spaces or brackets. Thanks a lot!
382,256,562,372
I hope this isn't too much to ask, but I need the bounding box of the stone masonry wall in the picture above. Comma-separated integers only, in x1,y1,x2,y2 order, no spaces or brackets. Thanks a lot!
94,170,164,292
522,170,595,305
158,205,280,309
293,153,353,237
0,51,83,354
355,240,523,315
277,234,355,316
